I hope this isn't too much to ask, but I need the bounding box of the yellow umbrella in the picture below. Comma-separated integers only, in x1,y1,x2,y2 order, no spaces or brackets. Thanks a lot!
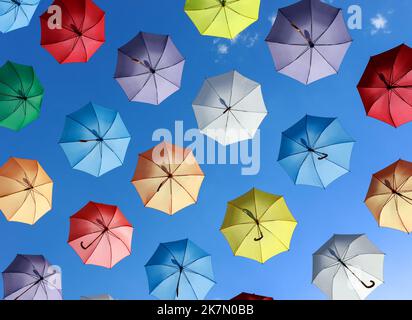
131,142,205,215
0,157,53,225
221,188,297,263
184,0,261,39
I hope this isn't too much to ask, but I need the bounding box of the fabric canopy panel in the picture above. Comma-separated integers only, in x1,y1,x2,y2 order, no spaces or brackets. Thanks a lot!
145,239,215,300
358,44,412,127
0,158,53,225
193,70,267,146
184,0,261,39
0,0,40,33
2,254,62,300
115,32,185,105
40,0,105,63
131,142,204,215
313,234,384,300
266,0,352,84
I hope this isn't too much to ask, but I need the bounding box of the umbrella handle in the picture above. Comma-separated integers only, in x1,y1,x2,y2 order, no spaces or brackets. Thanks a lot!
254,235,264,241
80,241,94,250
361,280,375,289
317,153,328,160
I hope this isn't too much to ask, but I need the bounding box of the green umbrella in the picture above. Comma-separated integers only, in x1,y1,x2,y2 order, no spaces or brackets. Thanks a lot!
0,61,44,131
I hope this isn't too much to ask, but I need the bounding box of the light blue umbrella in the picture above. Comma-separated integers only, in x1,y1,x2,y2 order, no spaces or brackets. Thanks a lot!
145,239,215,300
0,0,40,34
278,115,355,188
59,103,131,177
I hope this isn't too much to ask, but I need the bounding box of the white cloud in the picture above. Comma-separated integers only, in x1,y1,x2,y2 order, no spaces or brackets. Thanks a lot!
370,13,389,35
268,12,277,25
214,32,259,58
217,43,229,54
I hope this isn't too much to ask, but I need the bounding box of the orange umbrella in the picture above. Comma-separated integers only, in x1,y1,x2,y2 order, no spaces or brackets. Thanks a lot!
365,159,412,233
131,142,204,215
0,157,53,225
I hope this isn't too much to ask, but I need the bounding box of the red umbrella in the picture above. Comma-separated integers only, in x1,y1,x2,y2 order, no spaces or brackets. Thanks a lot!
231,293,274,301
40,0,105,64
68,202,133,268
358,44,412,127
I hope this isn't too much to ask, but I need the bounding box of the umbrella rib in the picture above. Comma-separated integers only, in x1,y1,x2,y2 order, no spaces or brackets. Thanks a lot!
305,49,313,84
313,10,341,43
0,78,21,95
316,40,352,47
172,178,196,203
82,12,105,36
156,59,185,72
226,5,255,21
393,89,412,109
310,153,325,188
181,271,199,300
60,36,81,64
233,224,259,254
260,225,289,250
155,72,180,89
8,62,25,93
107,229,132,254
84,233,106,265
102,140,124,164
278,47,310,72
202,7,223,34
141,34,154,67
393,69,412,86
183,255,210,269
71,142,99,169
314,47,338,73
230,85,259,109
185,267,216,286
129,74,153,102
387,91,396,126
223,8,233,39
153,35,170,70
171,150,192,175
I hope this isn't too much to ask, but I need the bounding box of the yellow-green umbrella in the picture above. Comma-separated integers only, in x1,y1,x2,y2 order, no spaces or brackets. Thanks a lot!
184,0,260,39
220,188,297,263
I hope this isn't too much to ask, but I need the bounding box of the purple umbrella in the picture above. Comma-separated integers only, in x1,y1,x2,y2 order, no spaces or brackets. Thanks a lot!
265,0,352,85
2,254,62,300
114,32,185,105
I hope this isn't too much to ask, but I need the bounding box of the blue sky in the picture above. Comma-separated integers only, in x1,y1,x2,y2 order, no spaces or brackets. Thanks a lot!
1,0,412,300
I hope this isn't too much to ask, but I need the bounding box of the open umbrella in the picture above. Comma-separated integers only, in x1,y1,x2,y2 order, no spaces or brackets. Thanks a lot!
184,0,260,39
68,202,133,268
278,115,355,188
265,0,352,85
0,0,40,33
0,61,44,131
221,188,297,263
40,0,105,64
358,44,412,127
59,103,131,177
365,159,412,233
0,158,53,225
131,142,204,215
145,239,215,300
115,32,185,105
3,254,62,300
193,70,267,146
231,292,273,300
313,234,384,300
80,294,114,300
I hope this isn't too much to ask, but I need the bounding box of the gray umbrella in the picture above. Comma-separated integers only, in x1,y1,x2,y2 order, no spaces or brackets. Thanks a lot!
2,254,62,300
115,32,185,105
265,0,352,85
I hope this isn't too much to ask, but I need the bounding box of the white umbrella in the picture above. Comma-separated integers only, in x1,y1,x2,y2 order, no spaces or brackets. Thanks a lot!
192,70,267,146
312,234,384,300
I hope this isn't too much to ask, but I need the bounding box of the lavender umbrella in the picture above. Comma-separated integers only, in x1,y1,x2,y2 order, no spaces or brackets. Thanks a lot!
2,254,62,300
114,32,185,105
265,0,352,85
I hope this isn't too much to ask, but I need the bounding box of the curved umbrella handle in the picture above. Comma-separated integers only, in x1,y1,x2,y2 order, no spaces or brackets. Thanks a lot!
361,280,375,289
317,153,328,160
80,241,93,250
254,235,264,241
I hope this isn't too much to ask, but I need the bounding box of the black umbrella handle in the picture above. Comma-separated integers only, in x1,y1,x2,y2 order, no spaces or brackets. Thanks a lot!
361,280,375,289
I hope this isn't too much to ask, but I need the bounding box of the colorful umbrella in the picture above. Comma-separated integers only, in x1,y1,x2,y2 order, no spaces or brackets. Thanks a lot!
0,158,53,225
3,254,62,300
265,0,352,84
0,61,44,131
278,115,355,188
0,0,40,33
358,44,412,127
231,292,273,300
220,188,297,263
40,0,105,64
184,0,260,39
59,103,131,177
192,70,267,146
114,32,185,105
145,239,215,300
131,142,204,215
313,234,384,300
365,159,412,233
68,202,133,269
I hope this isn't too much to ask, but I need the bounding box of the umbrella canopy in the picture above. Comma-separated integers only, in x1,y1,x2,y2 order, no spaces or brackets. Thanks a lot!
145,239,215,300
3,254,62,300
131,142,204,215
115,32,185,105
231,292,273,300
313,234,384,300
357,44,412,127
184,0,260,39
278,115,355,188
0,61,44,131
68,202,133,269
193,70,267,146
80,294,114,300
59,103,131,177
220,188,297,263
365,159,412,233
265,0,352,85
40,0,105,64
0,0,40,33
0,158,53,225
